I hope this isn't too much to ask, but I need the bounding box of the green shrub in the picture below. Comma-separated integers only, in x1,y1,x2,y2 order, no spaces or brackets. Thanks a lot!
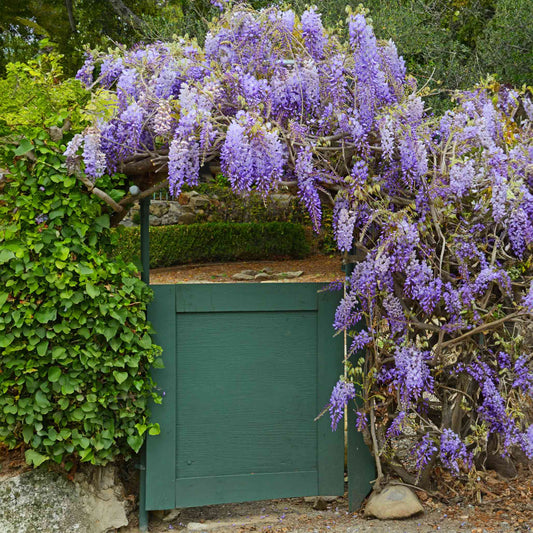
0,72,162,468
114,222,311,268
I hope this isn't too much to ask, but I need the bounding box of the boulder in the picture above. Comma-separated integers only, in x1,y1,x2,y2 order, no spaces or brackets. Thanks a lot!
177,212,196,225
364,484,423,519
232,273,255,281
190,195,210,209
255,272,273,281
0,466,128,533
276,271,304,279
149,201,170,217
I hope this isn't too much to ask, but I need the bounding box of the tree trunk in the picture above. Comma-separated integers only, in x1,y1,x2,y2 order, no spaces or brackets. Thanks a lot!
106,0,145,30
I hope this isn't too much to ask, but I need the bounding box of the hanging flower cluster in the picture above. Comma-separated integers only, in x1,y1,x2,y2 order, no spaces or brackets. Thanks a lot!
67,5,533,481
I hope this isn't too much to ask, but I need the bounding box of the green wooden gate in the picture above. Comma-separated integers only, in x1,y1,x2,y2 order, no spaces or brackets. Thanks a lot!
143,282,374,516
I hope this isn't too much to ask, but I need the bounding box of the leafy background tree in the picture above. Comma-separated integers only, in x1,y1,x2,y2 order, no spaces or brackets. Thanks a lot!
2,0,531,96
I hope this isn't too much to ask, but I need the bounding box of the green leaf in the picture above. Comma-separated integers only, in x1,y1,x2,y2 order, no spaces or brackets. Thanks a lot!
78,264,94,276
94,214,110,230
148,423,160,436
0,292,8,307
0,334,14,348
0,249,15,264
48,366,61,382
22,425,34,443
56,247,70,261
109,337,121,351
25,449,48,467
71,408,84,421
14,138,33,156
102,326,118,342
51,346,66,360
58,398,69,410
37,340,49,356
127,434,144,453
138,333,152,349
113,371,128,384
35,390,50,408
35,307,57,324
86,283,100,299
135,423,148,436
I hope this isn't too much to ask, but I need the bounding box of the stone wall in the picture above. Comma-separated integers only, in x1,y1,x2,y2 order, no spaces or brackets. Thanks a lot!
120,191,295,227
121,191,211,227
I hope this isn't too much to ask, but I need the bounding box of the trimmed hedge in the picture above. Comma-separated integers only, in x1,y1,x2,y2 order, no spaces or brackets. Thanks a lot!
114,222,311,268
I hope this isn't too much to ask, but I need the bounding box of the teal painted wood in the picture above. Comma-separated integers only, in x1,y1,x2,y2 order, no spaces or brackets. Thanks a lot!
145,283,346,511
145,284,177,510
347,402,375,510
316,291,345,496
175,471,318,508
175,282,319,312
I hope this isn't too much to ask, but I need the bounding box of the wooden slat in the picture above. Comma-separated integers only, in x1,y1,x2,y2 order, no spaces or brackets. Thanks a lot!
176,471,318,508
175,283,319,313
145,285,177,510
347,395,376,510
316,290,345,496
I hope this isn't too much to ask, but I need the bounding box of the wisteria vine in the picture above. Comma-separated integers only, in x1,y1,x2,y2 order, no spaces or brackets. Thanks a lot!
68,5,533,486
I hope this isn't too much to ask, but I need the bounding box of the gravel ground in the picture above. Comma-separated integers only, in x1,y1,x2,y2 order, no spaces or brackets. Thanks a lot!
141,491,529,533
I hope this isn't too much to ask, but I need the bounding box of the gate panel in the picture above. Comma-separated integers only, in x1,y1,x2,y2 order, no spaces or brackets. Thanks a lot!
146,283,345,510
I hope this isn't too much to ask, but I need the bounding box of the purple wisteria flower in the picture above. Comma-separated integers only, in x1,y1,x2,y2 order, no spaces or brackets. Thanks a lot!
328,380,356,431
168,137,199,196
440,429,472,474
380,345,433,405
82,129,106,179
76,52,95,87
412,433,437,471
513,354,533,396
333,198,355,252
295,147,321,230
523,282,533,313
301,8,326,61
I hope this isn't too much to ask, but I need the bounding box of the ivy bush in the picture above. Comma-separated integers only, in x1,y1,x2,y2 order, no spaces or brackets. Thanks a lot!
0,57,161,469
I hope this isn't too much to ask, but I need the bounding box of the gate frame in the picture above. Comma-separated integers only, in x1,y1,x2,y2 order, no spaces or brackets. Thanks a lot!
137,197,375,531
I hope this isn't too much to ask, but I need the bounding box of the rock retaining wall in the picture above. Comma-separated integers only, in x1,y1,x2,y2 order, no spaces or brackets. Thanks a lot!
121,191,296,227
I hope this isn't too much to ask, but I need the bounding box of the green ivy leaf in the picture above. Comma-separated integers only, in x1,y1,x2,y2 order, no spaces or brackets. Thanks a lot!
25,449,48,467
0,292,9,308
138,333,152,349
86,283,100,299
35,307,57,324
14,139,33,156
48,366,61,382
148,423,160,436
37,340,49,356
22,425,33,443
0,250,15,264
35,390,50,408
127,434,143,453
113,371,128,384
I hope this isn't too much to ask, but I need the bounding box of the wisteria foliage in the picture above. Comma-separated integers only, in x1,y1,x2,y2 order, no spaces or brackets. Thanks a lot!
68,5,533,482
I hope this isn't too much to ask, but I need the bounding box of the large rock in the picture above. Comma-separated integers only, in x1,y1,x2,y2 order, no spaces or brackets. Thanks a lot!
0,466,128,533
364,484,423,519
149,201,170,217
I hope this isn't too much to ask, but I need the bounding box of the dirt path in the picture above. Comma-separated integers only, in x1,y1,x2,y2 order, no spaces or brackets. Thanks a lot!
145,469,533,532
149,254,344,284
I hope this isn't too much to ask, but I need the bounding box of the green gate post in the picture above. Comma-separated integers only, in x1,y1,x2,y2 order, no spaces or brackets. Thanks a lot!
139,196,150,532
344,253,376,511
